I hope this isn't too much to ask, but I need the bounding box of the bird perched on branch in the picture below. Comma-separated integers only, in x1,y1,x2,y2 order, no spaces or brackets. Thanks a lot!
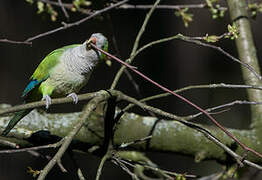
2,33,108,136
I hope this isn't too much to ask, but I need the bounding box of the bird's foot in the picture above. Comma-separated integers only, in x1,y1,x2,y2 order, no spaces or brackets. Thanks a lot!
67,93,78,104
42,95,52,109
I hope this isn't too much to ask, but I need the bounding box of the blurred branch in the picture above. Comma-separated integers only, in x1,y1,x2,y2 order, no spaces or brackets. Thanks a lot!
123,32,262,83
39,0,72,8
118,3,227,11
227,0,262,130
96,153,111,180
124,83,262,121
37,90,110,180
176,34,262,82
0,0,129,45
92,42,262,160
0,39,32,45
26,0,128,42
57,0,69,19
0,92,96,116
0,141,62,154
39,0,92,15
137,83,262,103
110,0,160,89
1,98,262,170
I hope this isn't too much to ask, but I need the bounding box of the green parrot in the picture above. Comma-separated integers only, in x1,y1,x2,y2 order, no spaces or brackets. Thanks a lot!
2,33,108,136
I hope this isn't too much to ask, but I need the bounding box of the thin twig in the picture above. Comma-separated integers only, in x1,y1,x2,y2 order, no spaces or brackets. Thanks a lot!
92,45,262,160
37,91,110,180
27,0,129,42
137,83,262,104
40,0,72,8
176,34,262,82
112,157,140,180
110,0,161,89
57,158,68,172
0,141,62,154
129,34,262,83
39,0,91,15
0,0,129,45
77,168,86,180
0,39,32,45
57,0,69,19
95,153,111,180
184,100,262,120
0,92,96,116
113,157,197,179
116,92,262,170
119,3,227,11
119,135,152,148
119,3,207,10
0,139,19,149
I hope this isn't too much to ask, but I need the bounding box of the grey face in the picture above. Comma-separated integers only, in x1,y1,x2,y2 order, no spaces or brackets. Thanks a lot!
90,33,108,49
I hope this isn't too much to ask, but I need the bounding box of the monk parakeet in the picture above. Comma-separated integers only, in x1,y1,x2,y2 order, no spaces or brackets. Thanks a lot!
2,33,108,136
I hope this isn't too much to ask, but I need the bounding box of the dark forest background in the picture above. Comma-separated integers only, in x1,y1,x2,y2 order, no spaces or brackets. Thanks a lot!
1,0,262,179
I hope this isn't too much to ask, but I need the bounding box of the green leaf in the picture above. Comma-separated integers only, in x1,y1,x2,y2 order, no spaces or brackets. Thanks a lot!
73,0,91,9
205,0,226,19
46,4,58,21
37,1,44,14
203,34,219,43
225,23,239,40
175,8,193,27
25,0,34,4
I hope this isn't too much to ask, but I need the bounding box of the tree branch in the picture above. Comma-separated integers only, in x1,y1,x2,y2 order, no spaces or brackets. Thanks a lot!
227,0,262,130
0,0,129,45
1,100,262,169
37,90,111,180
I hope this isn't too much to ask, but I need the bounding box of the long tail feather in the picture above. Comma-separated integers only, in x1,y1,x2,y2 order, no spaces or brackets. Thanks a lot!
2,109,32,136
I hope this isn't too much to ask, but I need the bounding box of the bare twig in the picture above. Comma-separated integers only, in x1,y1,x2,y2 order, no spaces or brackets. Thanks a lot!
27,0,129,42
0,0,129,45
39,0,72,8
95,153,111,180
0,92,96,116
176,34,262,82
113,156,197,179
2,89,262,170
119,3,208,10
57,0,69,19
0,141,62,154
0,139,19,149
77,168,86,180
128,34,262,83
0,39,32,45
91,44,262,160
37,91,110,180
57,158,68,172
184,100,262,120
119,135,152,148
39,0,91,15
110,0,161,89
112,157,140,180
137,83,262,104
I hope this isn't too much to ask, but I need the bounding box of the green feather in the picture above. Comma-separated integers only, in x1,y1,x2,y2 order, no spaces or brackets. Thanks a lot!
22,44,80,98
32,44,80,81
2,109,32,136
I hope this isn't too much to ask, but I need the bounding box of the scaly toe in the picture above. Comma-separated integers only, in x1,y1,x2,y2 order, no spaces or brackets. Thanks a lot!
42,95,52,109
67,93,78,104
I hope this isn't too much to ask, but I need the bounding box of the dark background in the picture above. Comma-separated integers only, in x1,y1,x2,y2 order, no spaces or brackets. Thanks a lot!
1,0,262,179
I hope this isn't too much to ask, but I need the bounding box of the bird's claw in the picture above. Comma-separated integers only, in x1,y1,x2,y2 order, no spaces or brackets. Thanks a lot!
67,93,78,104
42,95,52,109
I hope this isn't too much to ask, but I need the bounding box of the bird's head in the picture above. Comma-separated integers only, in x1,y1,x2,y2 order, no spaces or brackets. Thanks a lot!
86,33,108,60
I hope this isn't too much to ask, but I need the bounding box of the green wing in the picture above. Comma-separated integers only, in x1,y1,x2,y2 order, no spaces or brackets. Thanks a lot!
22,44,80,98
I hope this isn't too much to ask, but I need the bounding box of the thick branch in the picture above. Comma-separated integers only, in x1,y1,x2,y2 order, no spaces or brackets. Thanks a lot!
1,103,262,165
227,0,262,130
